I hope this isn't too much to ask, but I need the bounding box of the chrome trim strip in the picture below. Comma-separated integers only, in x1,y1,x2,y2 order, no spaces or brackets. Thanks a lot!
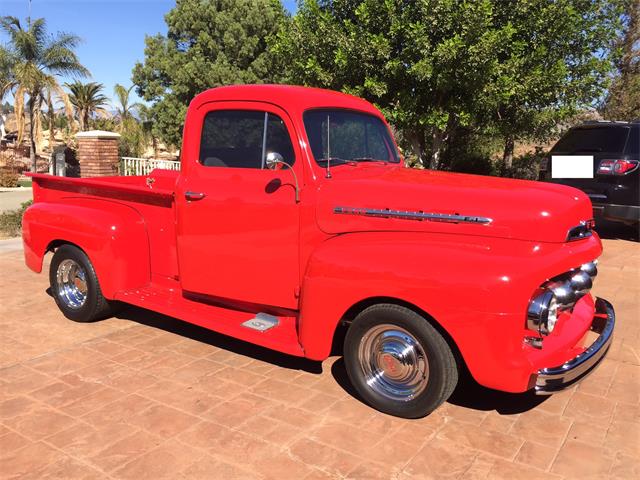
535,297,614,394
333,206,492,225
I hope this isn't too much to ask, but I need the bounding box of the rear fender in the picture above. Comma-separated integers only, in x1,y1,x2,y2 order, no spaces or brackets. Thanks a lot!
22,198,150,298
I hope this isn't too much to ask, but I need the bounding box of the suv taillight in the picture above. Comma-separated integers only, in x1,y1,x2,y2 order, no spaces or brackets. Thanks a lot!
597,159,639,175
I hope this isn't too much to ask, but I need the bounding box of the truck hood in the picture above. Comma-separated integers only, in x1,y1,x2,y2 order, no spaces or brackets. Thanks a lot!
315,165,594,243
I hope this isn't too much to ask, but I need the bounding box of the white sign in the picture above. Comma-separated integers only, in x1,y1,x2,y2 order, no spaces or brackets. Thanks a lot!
551,155,594,179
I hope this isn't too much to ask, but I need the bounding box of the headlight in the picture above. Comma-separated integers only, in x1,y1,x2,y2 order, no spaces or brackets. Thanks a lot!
526,259,598,339
527,290,559,335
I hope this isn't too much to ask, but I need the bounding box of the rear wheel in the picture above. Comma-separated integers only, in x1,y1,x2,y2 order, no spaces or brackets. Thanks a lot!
344,304,458,418
49,244,113,322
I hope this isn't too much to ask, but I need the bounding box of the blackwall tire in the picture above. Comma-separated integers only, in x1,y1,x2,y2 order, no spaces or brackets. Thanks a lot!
49,244,113,322
344,304,458,418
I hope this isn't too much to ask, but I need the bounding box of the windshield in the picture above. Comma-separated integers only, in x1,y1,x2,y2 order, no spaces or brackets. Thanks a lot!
303,109,400,165
552,126,630,153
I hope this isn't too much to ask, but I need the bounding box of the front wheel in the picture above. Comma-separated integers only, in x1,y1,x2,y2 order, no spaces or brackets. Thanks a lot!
49,244,114,322
344,304,458,418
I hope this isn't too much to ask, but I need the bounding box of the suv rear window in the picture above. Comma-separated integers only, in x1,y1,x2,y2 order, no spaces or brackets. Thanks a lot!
552,126,630,153
625,127,639,156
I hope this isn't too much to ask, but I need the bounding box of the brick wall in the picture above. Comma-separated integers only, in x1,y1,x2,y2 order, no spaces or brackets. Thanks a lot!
75,131,120,177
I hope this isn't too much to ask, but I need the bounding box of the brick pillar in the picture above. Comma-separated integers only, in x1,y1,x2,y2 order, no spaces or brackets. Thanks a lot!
75,130,121,177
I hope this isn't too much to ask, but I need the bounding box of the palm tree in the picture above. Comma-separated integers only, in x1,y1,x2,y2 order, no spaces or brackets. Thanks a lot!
113,83,138,129
0,47,14,105
137,103,159,157
0,48,13,140
0,16,88,171
66,81,109,131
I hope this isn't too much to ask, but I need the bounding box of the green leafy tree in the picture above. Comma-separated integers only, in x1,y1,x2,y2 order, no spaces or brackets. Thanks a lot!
272,0,502,168
66,81,109,131
483,0,625,167
133,0,288,148
602,0,639,120
273,0,624,169
0,16,88,171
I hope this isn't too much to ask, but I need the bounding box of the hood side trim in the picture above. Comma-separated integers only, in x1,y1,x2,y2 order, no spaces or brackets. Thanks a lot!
334,206,492,225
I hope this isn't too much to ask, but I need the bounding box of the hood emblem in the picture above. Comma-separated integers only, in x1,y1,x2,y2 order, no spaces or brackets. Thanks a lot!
334,206,492,225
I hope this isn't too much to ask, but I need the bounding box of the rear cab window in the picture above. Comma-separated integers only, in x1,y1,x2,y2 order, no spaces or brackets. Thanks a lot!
199,110,295,169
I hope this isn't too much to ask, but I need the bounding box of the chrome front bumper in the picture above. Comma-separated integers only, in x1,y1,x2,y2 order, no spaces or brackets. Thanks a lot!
535,297,615,394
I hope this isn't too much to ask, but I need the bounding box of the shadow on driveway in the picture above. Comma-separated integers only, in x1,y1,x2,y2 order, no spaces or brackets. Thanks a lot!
47,300,551,416
330,356,547,416
595,217,638,242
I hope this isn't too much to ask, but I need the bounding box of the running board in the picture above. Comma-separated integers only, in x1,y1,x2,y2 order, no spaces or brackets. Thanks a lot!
242,313,279,332
114,285,303,357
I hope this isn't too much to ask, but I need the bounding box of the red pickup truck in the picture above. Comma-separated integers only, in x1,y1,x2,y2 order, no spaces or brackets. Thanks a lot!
23,85,614,418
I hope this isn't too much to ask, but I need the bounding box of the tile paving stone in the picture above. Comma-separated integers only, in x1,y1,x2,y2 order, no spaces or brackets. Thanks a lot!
1,237,638,479
179,454,260,480
88,429,164,472
21,455,104,480
551,440,615,477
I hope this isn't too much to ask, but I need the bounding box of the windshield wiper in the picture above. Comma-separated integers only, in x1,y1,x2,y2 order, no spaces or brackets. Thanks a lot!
316,157,355,166
350,157,388,163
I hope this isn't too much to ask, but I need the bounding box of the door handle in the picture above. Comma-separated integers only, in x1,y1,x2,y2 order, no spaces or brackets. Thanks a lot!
185,191,206,201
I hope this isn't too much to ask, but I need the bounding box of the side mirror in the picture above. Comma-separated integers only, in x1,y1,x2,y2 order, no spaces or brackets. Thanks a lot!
264,151,299,203
265,151,284,169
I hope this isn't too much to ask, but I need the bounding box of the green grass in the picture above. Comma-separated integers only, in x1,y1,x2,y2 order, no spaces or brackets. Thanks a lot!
18,179,32,188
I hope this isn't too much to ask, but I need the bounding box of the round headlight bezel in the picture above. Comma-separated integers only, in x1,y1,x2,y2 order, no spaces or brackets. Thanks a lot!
527,289,558,336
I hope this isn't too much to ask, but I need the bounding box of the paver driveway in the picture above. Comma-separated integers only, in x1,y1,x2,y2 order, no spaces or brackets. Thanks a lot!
1,236,638,479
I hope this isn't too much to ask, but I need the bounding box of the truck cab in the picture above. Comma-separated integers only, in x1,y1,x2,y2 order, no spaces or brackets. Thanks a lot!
23,85,615,418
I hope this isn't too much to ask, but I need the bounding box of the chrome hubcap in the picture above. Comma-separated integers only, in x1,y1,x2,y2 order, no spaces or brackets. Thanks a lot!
358,324,429,401
56,259,88,309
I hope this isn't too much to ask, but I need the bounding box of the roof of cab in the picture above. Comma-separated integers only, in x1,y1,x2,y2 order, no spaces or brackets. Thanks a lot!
189,84,380,116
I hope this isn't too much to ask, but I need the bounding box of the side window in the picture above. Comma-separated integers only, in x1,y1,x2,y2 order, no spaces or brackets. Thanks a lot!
265,114,295,165
199,110,295,168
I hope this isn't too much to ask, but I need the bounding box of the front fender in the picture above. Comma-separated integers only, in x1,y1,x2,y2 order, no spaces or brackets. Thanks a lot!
298,231,602,392
22,198,150,298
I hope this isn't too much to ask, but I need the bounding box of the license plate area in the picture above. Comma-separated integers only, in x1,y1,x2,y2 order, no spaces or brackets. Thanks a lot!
551,155,594,179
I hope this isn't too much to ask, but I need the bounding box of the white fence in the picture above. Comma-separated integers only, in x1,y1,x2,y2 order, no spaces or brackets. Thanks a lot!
120,157,181,176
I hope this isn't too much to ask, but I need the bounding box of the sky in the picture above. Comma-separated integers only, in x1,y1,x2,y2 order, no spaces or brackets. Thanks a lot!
1,0,298,107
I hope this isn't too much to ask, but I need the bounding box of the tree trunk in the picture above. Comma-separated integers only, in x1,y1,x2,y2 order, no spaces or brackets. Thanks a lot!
503,134,515,169
47,92,55,150
407,130,427,167
429,129,446,170
79,109,86,131
28,98,37,173
152,136,159,158
49,110,55,150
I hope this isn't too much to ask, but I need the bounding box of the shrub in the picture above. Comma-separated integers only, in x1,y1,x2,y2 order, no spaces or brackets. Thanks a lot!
0,200,33,238
0,170,20,187
499,148,545,180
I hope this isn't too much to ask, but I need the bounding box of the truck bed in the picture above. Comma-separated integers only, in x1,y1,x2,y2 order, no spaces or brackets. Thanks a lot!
28,170,180,281
29,170,178,206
